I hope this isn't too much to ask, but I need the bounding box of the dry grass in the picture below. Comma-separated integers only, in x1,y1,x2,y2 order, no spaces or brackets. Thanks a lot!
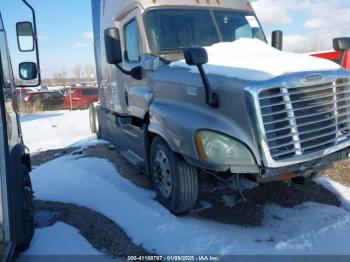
325,159,350,187
19,104,65,114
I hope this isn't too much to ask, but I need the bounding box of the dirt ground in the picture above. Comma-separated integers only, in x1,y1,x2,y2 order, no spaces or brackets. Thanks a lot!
324,159,350,187
30,143,349,257
34,200,150,258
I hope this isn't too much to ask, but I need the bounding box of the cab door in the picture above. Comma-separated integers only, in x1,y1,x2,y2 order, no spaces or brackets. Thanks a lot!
0,15,14,258
0,24,21,152
116,10,149,160
120,9,148,118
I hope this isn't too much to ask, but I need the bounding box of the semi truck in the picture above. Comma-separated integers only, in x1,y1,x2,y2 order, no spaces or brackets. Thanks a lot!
0,0,40,258
90,0,350,214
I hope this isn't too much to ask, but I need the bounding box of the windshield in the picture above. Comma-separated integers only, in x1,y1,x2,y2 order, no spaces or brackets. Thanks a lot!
146,9,266,54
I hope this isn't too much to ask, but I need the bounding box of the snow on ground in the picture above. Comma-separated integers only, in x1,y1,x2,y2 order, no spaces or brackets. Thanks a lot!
22,110,350,255
30,154,350,255
21,110,96,153
23,222,101,255
171,38,340,81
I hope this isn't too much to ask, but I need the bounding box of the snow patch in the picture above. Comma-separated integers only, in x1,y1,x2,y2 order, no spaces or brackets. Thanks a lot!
170,38,341,81
23,222,101,255
31,155,350,255
21,110,99,153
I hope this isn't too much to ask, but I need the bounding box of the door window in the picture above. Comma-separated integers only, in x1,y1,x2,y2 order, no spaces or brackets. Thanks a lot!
0,32,12,89
0,22,10,245
124,19,141,62
82,88,98,96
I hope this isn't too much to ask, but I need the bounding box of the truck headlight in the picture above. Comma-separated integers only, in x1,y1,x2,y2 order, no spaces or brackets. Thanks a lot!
195,131,255,166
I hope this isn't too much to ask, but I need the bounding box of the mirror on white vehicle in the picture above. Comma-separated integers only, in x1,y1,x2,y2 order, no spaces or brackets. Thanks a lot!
333,37,350,51
19,62,38,80
16,22,35,52
333,37,350,66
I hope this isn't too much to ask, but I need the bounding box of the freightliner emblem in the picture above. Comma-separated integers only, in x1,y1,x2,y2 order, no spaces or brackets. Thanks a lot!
303,74,324,82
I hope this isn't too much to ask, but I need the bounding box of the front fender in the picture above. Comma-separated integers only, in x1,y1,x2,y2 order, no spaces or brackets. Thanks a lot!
149,99,262,167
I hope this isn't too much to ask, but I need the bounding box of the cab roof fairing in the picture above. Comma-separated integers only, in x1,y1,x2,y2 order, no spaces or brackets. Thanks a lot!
100,0,253,20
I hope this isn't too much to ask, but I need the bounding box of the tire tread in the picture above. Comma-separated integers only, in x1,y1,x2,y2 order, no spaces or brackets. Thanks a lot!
150,136,198,214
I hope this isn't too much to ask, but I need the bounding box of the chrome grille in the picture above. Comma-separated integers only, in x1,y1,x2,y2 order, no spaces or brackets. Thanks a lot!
259,78,350,161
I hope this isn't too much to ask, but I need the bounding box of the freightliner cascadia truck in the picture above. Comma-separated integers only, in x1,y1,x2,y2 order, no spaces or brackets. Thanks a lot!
90,0,350,214
0,0,40,257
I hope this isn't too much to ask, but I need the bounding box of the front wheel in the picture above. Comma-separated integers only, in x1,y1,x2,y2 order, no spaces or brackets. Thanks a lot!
150,137,198,214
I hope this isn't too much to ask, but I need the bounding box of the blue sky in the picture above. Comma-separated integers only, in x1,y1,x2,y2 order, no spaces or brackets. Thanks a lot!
252,0,350,52
1,0,349,79
0,0,94,78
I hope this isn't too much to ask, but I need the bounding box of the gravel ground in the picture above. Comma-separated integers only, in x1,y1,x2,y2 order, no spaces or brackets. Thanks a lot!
82,144,341,226
30,142,349,255
195,180,340,226
31,148,79,167
34,200,149,258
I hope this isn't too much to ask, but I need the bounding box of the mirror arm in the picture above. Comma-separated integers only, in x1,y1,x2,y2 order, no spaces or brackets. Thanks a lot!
17,0,41,88
116,64,132,76
340,51,347,66
115,64,142,80
197,65,218,108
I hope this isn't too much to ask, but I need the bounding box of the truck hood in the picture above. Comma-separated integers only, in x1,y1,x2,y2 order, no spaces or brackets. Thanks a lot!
170,38,341,82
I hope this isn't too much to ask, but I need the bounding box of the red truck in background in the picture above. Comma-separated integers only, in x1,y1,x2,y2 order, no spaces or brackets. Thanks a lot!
311,37,350,70
64,87,99,110
312,50,350,69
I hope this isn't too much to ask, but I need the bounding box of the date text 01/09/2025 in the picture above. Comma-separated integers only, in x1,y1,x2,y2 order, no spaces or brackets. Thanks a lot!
127,256,221,261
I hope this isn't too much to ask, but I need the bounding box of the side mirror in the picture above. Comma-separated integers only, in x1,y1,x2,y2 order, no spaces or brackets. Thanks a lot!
271,30,283,51
183,47,218,108
104,28,122,65
333,37,350,66
184,47,208,66
19,62,38,80
104,27,142,80
333,38,350,51
16,22,35,52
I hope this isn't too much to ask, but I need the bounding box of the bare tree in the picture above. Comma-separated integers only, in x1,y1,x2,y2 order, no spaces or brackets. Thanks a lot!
74,65,82,83
293,36,331,53
53,69,67,86
84,64,96,81
308,37,330,52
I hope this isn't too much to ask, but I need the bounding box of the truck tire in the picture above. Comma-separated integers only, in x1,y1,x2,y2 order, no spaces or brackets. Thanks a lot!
16,164,34,252
150,136,198,214
89,104,96,133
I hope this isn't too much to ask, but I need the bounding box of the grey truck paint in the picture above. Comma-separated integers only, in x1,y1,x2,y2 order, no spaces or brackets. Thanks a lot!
92,0,350,178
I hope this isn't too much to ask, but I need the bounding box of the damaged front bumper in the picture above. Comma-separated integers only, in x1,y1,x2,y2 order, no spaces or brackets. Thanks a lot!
256,146,350,183
185,146,350,183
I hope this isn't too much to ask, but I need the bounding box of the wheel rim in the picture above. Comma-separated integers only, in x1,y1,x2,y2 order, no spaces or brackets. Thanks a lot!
153,150,172,198
94,109,99,133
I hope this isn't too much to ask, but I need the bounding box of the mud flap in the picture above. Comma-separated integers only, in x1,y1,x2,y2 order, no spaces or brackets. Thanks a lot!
8,144,34,251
